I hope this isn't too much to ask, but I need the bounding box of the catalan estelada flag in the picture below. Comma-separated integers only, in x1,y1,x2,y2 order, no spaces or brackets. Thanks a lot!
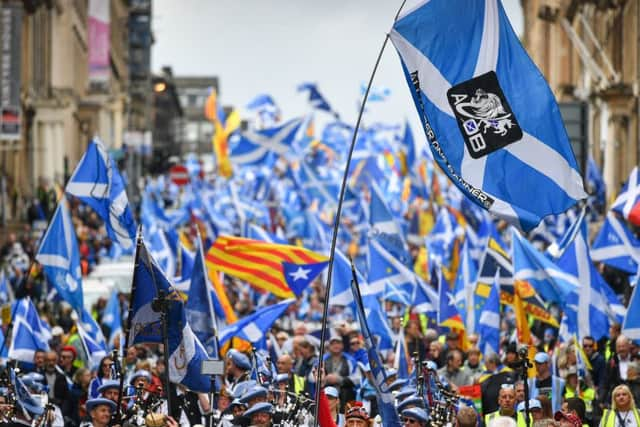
206,236,328,298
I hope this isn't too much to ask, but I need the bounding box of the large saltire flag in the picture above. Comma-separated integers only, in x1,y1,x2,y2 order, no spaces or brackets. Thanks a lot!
35,195,84,313
218,299,295,346
391,0,586,231
66,139,137,249
591,211,640,274
229,117,304,167
206,236,328,298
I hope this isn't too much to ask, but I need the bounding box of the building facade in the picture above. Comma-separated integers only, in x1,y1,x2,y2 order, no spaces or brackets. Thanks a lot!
521,0,639,198
174,76,218,155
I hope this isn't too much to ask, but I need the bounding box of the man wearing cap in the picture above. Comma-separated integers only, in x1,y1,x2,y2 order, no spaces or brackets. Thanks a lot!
554,410,582,427
323,334,360,410
402,407,429,426
323,386,344,426
225,349,251,390
85,398,117,427
59,345,78,380
562,366,595,421
529,352,553,398
515,398,544,427
243,401,273,427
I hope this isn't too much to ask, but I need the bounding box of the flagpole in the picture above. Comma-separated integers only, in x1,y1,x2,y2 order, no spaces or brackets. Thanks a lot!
313,1,407,424
113,227,143,427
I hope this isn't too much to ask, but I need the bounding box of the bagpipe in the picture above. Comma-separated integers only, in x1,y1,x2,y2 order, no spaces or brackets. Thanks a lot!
414,352,461,427
0,361,17,423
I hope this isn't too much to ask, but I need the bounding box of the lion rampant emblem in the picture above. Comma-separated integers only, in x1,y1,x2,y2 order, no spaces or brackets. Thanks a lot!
455,89,514,136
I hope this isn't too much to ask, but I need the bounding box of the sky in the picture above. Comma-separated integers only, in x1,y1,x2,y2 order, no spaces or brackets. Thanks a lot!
152,0,524,129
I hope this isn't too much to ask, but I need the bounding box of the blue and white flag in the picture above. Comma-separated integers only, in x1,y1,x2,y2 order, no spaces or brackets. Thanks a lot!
592,212,640,275
77,309,107,369
9,299,51,363
128,238,179,345
612,166,640,220
218,299,295,347
369,182,410,265
368,239,416,299
66,139,137,249
246,93,280,127
0,268,14,305
102,291,122,349
555,214,623,341
298,82,338,117
35,196,84,313
477,270,501,355
587,157,606,208
350,270,401,427
623,278,640,341
229,118,303,166
453,239,479,332
186,238,219,357
391,0,586,231
328,249,366,308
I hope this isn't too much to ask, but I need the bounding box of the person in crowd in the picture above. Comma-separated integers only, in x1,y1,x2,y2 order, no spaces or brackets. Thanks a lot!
563,397,588,427
323,386,344,427
294,338,317,395
438,349,471,389
486,384,518,425
323,334,360,410
43,350,72,420
482,352,518,415
242,401,274,427
84,398,117,427
488,416,518,427
401,407,429,426
515,381,526,406
344,403,369,427
457,405,480,427
70,367,92,425
516,398,544,427
583,336,606,389
225,349,251,391
604,335,635,404
89,355,114,399
562,366,595,422
59,345,79,380
530,352,553,400
464,347,484,384
600,385,640,427
554,411,582,427
429,340,445,368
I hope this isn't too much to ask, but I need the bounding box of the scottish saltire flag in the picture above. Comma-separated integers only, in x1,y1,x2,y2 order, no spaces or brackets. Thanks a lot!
350,271,402,427
437,264,465,330
218,299,295,346
298,82,338,117
555,214,621,340
9,299,51,363
426,206,462,268
587,157,606,208
35,196,84,313
477,270,501,355
412,277,438,321
173,242,196,294
129,238,180,345
545,208,584,260
394,330,410,378
328,249,366,307
369,182,410,265
144,226,176,278
612,167,640,220
186,238,219,357
623,280,640,340
77,309,107,369
591,212,640,274
512,229,578,305
66,139,137,248
294,160,340,207
246,93,280,127
368,239,416,298
229,118,303,166
391,0,586,231
15,372,44,416
102,291,122,349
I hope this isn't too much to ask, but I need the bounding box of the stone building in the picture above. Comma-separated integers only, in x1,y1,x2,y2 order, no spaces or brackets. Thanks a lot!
521,0,639,199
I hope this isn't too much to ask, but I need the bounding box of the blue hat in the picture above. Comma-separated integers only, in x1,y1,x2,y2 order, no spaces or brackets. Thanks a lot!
517,399,542,412
227,349,251,370
240,385,268,403
98,379,121,394
396,386,418,401
386,368,398,377
397,395,424,412
86,397,117,413
389,377,408,391
229,398,246,408
274,373,289,384
243,402,273,418
324,386,339,399
232,380,257,399
534,352,550,364
402,407,429,423
129,369,152,385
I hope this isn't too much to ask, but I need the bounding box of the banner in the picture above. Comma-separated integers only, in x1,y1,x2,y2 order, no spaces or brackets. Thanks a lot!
0,3,23,141
88,0,110,85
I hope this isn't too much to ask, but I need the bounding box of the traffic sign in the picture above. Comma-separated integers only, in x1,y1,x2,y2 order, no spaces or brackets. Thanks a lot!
170,164,190,186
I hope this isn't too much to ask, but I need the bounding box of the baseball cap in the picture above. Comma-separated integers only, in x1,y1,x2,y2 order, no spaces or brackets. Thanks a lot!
534,352,550,364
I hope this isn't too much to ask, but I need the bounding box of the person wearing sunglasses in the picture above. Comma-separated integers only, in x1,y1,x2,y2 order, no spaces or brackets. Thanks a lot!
582,336,605,389
401,407,428,426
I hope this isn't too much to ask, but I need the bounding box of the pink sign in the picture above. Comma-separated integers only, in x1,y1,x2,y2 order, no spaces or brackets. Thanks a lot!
88,0,110,84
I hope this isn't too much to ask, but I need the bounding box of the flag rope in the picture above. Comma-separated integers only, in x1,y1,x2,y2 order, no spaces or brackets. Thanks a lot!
313,1,408,424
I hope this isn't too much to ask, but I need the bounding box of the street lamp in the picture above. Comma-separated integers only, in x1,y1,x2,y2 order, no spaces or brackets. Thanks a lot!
153,81,167,92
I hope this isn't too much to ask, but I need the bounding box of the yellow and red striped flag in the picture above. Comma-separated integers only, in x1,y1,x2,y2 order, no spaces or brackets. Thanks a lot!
205,236,328,298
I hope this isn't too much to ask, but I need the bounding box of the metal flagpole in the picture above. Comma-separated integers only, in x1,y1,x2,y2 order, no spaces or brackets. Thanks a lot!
312,2,407,425
112,226,143,427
